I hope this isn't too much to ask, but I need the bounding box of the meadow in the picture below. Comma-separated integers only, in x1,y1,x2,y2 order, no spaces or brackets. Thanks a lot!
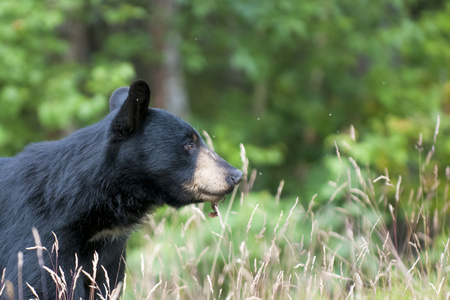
122,134,450,300
1,127,449,300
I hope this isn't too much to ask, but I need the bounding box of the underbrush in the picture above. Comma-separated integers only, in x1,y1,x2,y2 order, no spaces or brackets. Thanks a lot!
1,136,449,299
124,142,450,299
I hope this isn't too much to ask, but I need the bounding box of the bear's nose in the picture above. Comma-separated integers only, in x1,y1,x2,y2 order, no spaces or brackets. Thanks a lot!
229,169,243,186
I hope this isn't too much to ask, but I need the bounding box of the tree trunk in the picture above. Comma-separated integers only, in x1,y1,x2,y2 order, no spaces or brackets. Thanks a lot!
149,0,190,119
64,20,90,64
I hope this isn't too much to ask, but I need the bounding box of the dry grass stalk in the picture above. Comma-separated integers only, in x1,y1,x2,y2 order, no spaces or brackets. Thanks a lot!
275,179,285,203
8,129,447,299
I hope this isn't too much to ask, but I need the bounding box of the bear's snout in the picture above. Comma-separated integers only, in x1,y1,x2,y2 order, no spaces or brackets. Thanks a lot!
184,145,243,202
227,168,243,187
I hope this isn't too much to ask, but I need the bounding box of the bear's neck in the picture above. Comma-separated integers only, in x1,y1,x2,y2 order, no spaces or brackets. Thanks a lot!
15,122,151,232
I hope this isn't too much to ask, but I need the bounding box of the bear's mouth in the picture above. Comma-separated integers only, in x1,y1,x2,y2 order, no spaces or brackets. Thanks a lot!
182,182,232,203
196,187,231,202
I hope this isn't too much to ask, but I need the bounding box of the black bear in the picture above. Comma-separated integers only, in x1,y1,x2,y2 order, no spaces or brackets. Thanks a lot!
0,80,242,300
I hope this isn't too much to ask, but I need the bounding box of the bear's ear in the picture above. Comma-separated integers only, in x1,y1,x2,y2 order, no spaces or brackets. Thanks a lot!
111,80,151,138
109,86,130,112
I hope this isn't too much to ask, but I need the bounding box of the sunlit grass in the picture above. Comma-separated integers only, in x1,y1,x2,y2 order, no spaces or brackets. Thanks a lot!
123,142,450,299
1,135,449,299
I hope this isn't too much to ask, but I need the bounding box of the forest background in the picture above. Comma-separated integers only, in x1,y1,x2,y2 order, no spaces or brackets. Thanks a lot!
1,0,450,299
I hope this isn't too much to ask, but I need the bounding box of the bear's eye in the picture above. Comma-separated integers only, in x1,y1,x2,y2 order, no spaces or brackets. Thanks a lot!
184,142,195,151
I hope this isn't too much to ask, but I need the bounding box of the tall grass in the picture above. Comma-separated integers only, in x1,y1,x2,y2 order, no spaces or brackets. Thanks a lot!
123,140,450,299
1,131,449,299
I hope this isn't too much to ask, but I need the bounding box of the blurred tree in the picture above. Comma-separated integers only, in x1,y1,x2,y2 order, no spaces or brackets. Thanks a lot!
176,0,450,201
0,0,449,209
0,0,134,155
149,0,190,118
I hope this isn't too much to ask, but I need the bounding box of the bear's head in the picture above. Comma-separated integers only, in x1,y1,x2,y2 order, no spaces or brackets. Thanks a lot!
107,80,243,208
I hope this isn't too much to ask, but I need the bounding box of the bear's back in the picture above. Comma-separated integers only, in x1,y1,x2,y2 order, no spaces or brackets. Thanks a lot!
0,157,11,167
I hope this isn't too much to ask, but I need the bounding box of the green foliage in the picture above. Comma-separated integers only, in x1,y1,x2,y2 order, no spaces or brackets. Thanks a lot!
0,0,135,155
1,0,449,200
176,0,450,199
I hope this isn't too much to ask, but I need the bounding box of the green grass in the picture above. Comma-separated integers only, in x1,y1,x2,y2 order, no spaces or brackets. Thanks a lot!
2,141,449,299
123,144,450,299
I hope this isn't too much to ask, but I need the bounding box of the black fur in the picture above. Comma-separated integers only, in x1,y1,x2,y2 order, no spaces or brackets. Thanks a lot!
0,80,242,300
